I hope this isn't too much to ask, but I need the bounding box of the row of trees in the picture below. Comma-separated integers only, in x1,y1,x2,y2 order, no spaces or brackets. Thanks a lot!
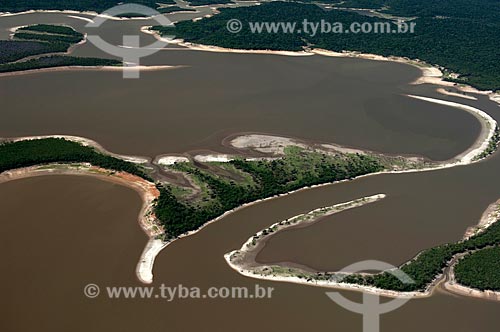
0,55,121,73
18,24,83,37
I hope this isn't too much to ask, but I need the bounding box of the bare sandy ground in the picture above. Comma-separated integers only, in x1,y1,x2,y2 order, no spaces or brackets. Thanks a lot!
436,88,478,100
155,155,190,165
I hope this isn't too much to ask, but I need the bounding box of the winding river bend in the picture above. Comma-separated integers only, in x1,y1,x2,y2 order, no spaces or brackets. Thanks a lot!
1,12,500,332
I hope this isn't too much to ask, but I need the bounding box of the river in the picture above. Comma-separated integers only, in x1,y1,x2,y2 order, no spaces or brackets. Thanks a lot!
1,12,500,332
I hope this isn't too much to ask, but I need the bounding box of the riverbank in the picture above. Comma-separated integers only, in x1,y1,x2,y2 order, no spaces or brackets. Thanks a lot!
443,198,500,301
147,26,500,107
0,161,163,283
224,194,432,299
1,95,496,280
0,64,178,78
224,195,500,300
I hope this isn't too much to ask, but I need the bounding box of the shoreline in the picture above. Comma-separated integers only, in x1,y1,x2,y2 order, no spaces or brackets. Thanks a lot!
443,198,500,301
0,162,163,283
224,194,433,299
0,64,179,78
146,27,500,106
224,195,500,301
0,93,497,284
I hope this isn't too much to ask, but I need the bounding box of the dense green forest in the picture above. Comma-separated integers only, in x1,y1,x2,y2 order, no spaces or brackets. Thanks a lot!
0,40,67,64
155,147,384,238
0,23,85,64
0,55,121,73
153,1,500,90
17,24,82,36
454,246,500,291
338,217,500,292
0,138,152,180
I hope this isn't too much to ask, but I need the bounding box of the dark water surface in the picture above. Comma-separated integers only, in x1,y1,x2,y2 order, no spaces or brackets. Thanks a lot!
2,12,500,332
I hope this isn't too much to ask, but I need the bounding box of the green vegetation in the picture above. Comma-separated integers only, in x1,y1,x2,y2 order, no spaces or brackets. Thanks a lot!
0,40,67,64
12,23,84,48
0,55,121,73
0,138,152,180
152,1,500,90
14,32,83,44
0,139,387,240
155,146,384,238
455,246,500,291
0,24,122,73
337,217,500,292
475,127,500,161
16,24,83,37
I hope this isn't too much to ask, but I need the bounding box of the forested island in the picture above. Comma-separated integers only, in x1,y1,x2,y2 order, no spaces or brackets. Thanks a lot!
0,24,121,73
152,0,500,91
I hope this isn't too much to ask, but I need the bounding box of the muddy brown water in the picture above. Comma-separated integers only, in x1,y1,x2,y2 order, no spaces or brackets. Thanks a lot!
2,12,500,332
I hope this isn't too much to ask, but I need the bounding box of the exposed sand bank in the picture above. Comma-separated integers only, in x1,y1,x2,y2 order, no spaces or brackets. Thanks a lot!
228,94,498,168
225,195,500,300
155,155,190,165
224,194,432,299
443,255,500,301
436,88,478,101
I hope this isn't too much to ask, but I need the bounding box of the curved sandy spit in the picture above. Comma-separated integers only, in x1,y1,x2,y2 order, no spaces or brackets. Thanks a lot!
225,196,500,300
